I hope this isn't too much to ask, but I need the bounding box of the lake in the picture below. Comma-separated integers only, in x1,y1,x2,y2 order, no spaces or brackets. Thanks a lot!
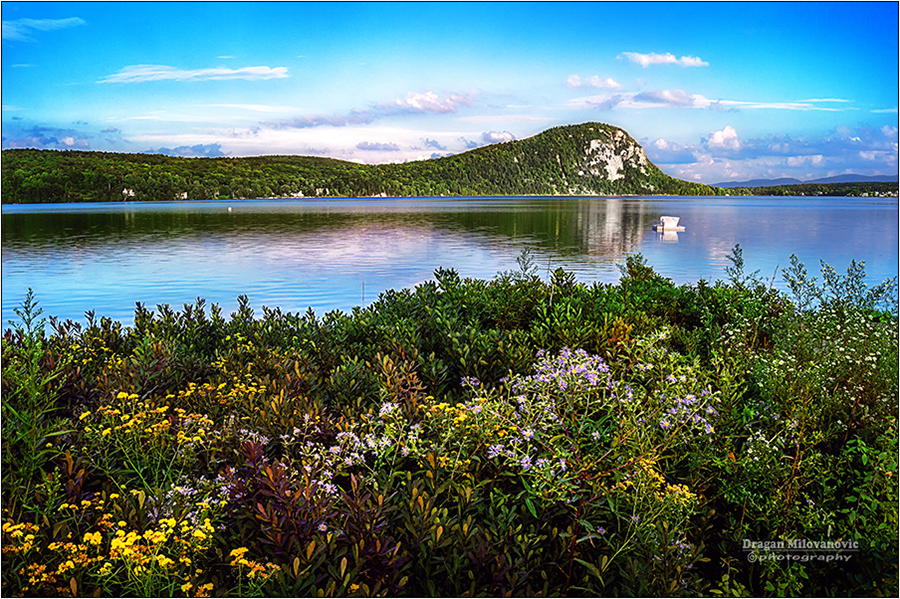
2,196,897,326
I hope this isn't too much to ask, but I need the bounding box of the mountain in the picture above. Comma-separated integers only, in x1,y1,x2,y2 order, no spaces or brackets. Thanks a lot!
378,123,722,197
1,123,725,204
715,173,899,188
715,177,803,188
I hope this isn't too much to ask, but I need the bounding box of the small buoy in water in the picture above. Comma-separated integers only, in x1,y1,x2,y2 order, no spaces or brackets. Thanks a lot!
228,207,232,212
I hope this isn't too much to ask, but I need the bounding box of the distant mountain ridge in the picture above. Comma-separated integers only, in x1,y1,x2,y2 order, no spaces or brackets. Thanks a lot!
1,123,724,203
715,173,899,188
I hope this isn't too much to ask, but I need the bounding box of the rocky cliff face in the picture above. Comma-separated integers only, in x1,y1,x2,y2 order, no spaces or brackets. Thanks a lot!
585,128,651,181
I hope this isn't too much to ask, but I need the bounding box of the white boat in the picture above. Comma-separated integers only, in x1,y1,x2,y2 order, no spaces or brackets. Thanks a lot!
652,216,685,232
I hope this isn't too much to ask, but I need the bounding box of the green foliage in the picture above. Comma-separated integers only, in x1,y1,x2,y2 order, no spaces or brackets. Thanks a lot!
783,253,899,316
2,289,73,517
735,181,898,197
2,254,897,597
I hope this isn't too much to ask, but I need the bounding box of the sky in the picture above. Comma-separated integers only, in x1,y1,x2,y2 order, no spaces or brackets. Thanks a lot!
2,1,898,183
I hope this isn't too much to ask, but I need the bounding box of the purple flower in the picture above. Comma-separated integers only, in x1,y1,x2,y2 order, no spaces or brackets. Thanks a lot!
379,402,399,418
461,376,481,388
520,456,533,470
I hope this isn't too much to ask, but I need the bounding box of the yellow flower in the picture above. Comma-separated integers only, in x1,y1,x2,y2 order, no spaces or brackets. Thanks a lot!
83,531,102,545
79,411,91,420
181,582,193,593
116,391,129,400
229,547,249,564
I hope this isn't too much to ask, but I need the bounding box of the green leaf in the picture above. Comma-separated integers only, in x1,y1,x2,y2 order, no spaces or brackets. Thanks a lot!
525,497,537,518
574,557,602,579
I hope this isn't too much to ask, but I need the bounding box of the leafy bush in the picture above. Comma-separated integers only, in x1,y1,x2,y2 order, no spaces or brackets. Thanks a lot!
2,249,897,596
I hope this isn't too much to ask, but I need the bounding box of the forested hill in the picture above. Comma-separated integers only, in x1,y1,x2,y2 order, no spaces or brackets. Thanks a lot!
1,123,725,203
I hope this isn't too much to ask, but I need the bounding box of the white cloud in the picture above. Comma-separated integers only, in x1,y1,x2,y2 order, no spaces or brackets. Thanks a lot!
388,91,472,114
99,64,289,83
707,126,741,150
619,52,709,68
587,76,622,89
569,89,858,113
634,89,702,107
2,17,85,41
266,90,479,131
859,150,887,161
566,75,620,90
720,99,845,112
357,141,401,151
481,131,516,143
568,89,711,111
786,154,824,167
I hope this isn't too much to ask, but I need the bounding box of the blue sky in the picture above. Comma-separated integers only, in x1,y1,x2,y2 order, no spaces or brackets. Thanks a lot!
2,1,898,183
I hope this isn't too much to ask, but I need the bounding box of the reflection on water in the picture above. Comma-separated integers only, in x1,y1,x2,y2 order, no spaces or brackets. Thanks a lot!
656,230,681,244
2,196,897,324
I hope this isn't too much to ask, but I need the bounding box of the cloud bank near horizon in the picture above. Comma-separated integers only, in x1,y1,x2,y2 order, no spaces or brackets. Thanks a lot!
646,124,899,182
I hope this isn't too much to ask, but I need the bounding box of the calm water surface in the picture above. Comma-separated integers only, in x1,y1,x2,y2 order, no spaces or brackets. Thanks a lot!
2,196,897,325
